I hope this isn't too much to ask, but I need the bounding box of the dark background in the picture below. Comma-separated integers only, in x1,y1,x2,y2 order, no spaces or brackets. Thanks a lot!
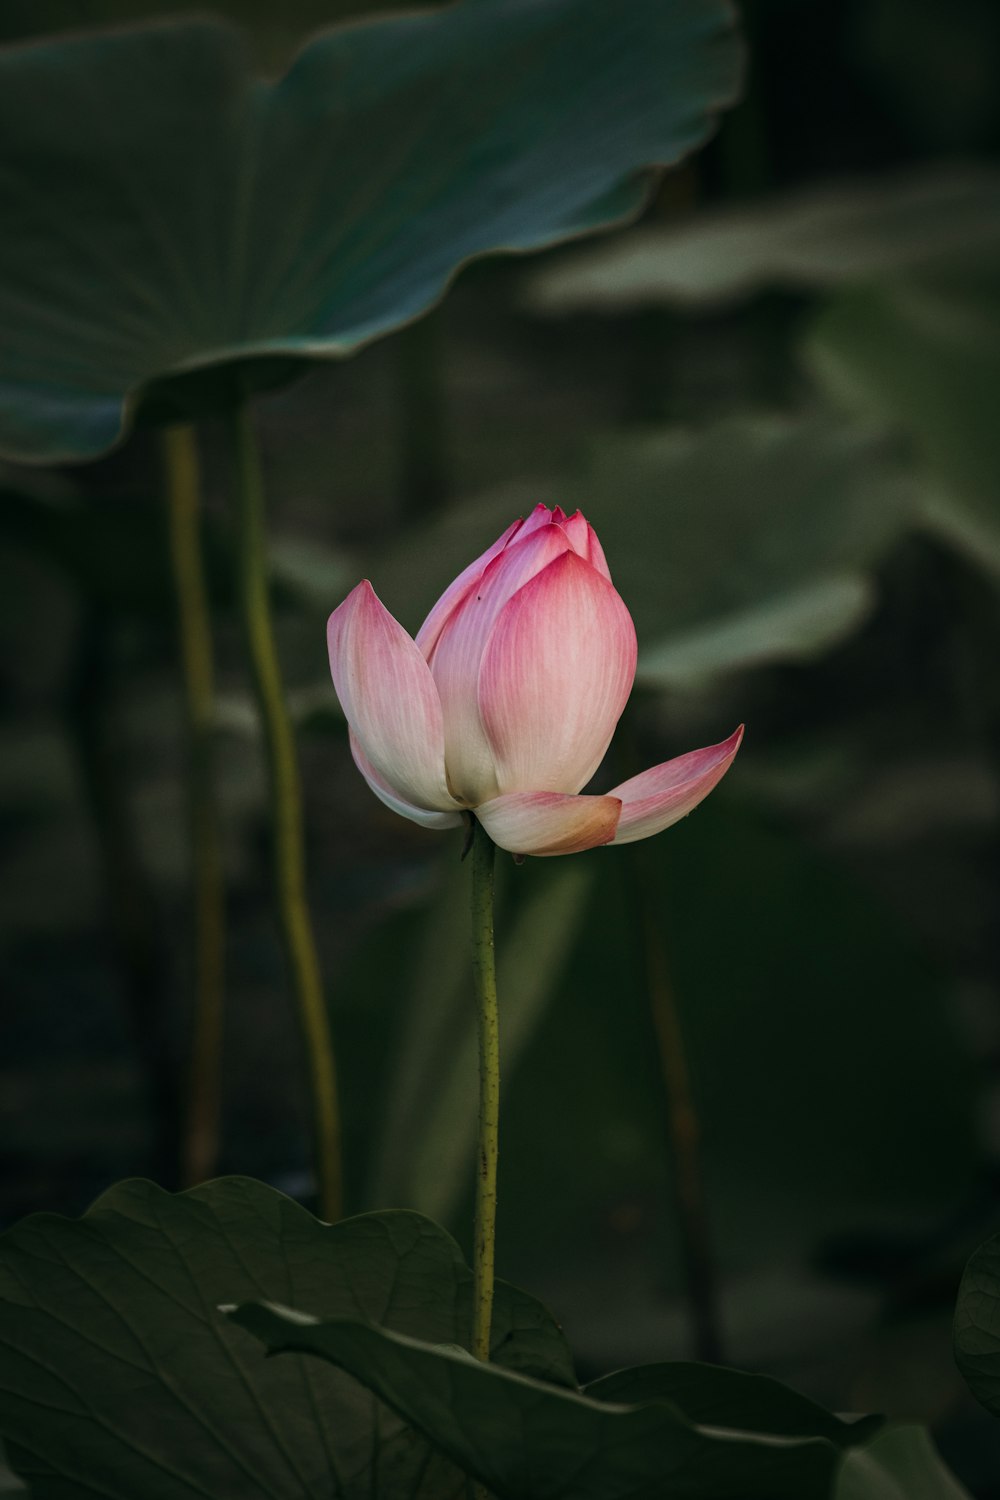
3,0,1000,1491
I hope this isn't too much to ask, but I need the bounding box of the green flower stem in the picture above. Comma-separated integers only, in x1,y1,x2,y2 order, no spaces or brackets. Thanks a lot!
469,817,500,1364
163,424,226,1188
227,399,344,1223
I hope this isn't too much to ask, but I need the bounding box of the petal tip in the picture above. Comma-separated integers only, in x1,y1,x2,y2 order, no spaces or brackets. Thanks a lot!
327,577,375,630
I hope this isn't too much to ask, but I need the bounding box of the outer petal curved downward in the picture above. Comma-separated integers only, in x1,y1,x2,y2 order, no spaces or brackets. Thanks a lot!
350,734,464,830
608,726,744,845
327,581,459,814
480,551,637,796
427,522,571,805
476,791,622,856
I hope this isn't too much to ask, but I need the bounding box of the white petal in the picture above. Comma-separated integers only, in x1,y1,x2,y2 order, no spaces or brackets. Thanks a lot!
351,734,464,830
476,791,621,856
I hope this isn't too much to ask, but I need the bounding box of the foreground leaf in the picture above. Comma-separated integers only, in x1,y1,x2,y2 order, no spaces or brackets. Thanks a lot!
0,0,742,462
590,1368,969,1497
0,1177,573,1498
233,1304,967,1500
229,1303,848,1498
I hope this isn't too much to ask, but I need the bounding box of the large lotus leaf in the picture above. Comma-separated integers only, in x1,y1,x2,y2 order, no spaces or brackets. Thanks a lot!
954,1231,1000,1417
807,269,1000,579
0,1176,575,1499
232,1304,966,1500
0,0,417,69
0,0,742,464
229,1303,843,1498
526,165,1000,313
371,414,914,688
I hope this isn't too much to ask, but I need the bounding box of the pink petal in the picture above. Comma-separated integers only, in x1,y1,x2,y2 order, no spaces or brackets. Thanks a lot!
558,510,612,582
350,733,464,830
476,791,622,856
479,551,638,796
427,523,572,805
583,523,612,582
517,503,560,541
608,726,744,845
414,518,523,660
327,581,459,814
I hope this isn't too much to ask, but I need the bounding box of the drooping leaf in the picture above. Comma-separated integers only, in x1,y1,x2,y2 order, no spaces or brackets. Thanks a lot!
0,0,743,463
584,1361,882,1446
229,1303,846,1499
954,1231,1000,1418
525,165,1000,313
0,1176,574,1499
807,268,1000,579
232,1303,965,1500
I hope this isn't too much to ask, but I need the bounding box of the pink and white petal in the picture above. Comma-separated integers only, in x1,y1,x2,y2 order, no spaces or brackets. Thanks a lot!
414,518,523,659
558,510,612,582
480,551,638,796
350,733,464,830
327,581,459,813
476,791,622,857
608,726,744,845
427,523,571,805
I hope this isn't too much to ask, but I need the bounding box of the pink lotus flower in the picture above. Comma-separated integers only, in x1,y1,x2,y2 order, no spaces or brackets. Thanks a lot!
327,505,742,856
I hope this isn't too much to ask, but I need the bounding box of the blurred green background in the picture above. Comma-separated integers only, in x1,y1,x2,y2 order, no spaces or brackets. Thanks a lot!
2,0,1000,1492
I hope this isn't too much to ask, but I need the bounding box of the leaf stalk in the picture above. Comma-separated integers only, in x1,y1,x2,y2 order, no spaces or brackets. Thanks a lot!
227,398,343,1221
163,423,226,1188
